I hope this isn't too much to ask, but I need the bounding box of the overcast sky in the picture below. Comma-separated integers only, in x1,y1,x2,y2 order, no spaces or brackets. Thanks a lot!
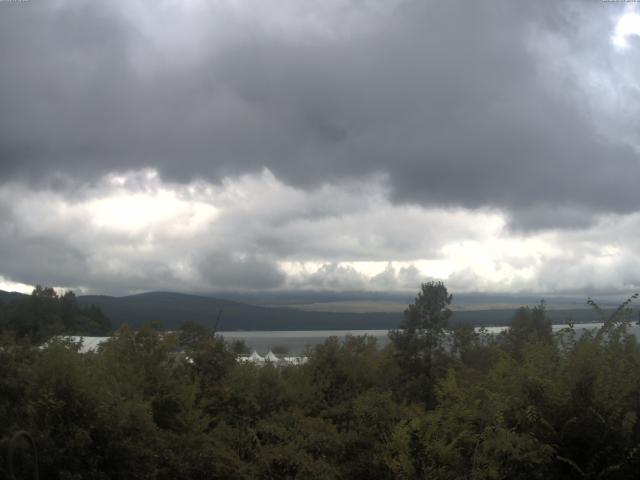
1,0,640,297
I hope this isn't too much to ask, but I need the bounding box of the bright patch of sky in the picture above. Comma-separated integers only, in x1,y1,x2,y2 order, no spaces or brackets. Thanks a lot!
0,276,33,294
612,10,640,49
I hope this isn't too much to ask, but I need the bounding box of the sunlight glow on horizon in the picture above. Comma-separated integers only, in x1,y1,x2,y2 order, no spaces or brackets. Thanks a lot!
0,276,33,294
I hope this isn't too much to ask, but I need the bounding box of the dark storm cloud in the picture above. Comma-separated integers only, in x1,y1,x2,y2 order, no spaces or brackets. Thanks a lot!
1,0,638,227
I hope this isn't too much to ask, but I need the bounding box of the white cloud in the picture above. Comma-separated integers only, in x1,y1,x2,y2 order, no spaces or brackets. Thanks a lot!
612,10,640,49
0,276,33,294
1,169,639,296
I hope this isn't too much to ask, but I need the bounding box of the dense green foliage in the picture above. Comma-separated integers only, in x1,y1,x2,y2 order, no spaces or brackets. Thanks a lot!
0,286,111,343
1,283,640,479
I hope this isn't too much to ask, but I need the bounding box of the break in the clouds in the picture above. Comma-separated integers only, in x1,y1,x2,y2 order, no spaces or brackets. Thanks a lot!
1,0,640,295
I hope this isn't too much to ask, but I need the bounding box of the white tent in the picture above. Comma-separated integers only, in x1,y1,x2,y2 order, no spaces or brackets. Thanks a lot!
264,350,280,363
247,350,265,364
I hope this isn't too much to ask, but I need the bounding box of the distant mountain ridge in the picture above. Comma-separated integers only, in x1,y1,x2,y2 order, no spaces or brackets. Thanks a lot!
1,289,614,331
76,291,403,331
0,290,26,304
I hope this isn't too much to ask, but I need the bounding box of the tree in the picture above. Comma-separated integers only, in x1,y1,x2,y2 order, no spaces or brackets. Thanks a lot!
1,286,111,343
504,301,551,358
388,281,452,406
178,320,214,351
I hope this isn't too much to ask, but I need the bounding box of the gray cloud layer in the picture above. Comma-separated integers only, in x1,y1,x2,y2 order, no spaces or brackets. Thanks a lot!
2,1,639,229
2,1,640,296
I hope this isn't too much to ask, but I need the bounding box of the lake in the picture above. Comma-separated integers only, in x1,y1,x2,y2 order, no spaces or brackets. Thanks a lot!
220,323,640,354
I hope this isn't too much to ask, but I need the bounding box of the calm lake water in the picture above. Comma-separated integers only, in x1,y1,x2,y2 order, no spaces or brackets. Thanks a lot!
221,323,640,354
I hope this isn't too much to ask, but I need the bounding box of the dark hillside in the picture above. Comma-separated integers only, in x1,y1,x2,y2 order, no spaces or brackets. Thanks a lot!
77,291,403,331
78,292,614,330
0,290,27,304
1,290,616,331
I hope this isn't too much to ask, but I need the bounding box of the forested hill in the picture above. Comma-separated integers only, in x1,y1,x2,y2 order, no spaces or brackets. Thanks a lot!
72,292,617,330
78,292,606,331
0,289,26,304
76,291,403,331
0,287,112,342
1,289,612,331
